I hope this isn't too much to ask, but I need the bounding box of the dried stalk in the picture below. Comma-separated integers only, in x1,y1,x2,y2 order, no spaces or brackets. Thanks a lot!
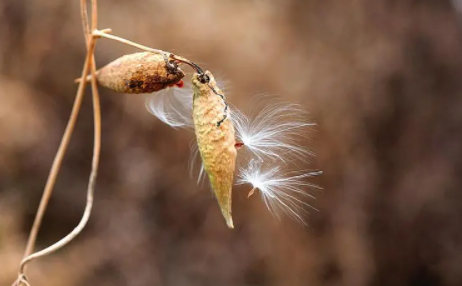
14,0,101,285
93,29,168,56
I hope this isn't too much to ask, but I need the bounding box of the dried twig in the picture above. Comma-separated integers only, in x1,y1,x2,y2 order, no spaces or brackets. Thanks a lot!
93,29,168,56
14,0,101,285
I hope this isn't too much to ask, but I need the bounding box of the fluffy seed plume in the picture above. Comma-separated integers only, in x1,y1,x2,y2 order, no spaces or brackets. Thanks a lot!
144,72,321,227
192,71,237,228
91,52,185,93
231,101,316,162
146,82,194,128
237,159,321,224
188,142,207,185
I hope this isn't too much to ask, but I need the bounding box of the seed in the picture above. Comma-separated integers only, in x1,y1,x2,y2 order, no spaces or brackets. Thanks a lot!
192,71,237,228
94,52,184,94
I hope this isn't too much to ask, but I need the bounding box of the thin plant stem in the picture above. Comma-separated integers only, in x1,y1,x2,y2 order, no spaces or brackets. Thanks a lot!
15,0,101,284
92,29,169,55
81,0,90,38
22,25,92,262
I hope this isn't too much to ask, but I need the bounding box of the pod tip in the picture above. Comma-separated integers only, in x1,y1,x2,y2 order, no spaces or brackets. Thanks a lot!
226,217,234,229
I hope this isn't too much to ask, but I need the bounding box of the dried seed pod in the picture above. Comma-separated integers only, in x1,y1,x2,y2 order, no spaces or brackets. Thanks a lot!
94,52,184,93
192,71,237,228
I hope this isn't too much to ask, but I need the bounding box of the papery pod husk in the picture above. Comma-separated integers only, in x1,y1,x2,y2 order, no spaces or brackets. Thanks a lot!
94,52,184,93
192,71,237,228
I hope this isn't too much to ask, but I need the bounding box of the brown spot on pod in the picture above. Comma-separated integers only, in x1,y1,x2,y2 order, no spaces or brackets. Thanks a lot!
94,52,184,93
192,71,237,228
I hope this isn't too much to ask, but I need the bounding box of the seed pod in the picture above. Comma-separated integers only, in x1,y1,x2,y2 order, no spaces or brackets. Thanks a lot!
192,71,237,228
94,52,185,94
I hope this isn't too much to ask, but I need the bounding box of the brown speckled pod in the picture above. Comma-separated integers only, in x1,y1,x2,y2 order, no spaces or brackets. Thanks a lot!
95,52,184,93
192,71,237,228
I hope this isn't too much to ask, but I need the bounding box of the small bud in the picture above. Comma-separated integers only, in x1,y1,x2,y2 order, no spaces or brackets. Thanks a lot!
192,71,237,228
94,52,184,94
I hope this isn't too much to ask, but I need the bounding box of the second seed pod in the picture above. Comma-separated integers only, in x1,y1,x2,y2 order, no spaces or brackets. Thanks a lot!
192,71,237,228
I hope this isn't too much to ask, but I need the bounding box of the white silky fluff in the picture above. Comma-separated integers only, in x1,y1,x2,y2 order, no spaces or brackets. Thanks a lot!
145,79,228,129
237,159,322,224
188,141,206,185
230,100,316,162
145,81,321,224
145,80,225,184
145,84,194,129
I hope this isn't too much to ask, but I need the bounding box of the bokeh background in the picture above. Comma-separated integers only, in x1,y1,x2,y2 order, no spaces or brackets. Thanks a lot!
2,1,462,285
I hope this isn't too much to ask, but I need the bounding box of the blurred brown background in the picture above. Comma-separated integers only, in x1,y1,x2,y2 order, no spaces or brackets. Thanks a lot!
2,0,462,286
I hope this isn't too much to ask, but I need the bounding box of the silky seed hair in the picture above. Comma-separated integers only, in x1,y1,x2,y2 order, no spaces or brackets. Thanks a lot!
237,159,322,225
230,99,316,163
147,85,315,162
146,75,228,129
230,99,320,224
145,73,320,227
146,81,194,129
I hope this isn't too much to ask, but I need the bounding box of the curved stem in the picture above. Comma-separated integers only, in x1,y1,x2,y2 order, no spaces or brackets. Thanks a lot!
93,29,169,56
169,54,204,75
16,0,101,284
22,24,92,262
